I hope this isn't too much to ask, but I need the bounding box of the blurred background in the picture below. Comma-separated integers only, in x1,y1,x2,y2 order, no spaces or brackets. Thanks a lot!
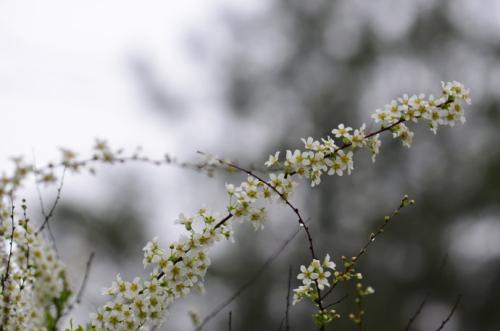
1,0,500,330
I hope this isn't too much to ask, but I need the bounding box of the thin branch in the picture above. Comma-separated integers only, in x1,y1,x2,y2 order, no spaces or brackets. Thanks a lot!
36,166,67,235
195,224,303,331
75,252,96,305
33,153,59,253
435,294,462,331
405,253,449,331
324,293,349,309
228,311,232,331
31,151,268,184
62,252,96,317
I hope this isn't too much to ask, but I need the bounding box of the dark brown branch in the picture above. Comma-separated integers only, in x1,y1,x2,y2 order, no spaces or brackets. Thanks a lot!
228,311,232,331
324,293,349,309
435,294,462,331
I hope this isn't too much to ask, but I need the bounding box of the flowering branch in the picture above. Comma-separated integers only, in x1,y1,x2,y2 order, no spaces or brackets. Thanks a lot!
1,203,15,293
0,81,471,331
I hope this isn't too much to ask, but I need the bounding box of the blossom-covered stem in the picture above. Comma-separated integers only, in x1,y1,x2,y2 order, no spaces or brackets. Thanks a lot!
216,159,328,319
331,96,452,154
153,212,234,282
19,201,31,292
284,118,404,179
218,159,319,260
1,203,15,293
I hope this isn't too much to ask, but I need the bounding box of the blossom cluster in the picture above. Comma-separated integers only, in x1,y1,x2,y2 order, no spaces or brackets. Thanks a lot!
0,204,70,331
225,173,296,230
265,81,471,186
293,254,337,305
89,209,233,330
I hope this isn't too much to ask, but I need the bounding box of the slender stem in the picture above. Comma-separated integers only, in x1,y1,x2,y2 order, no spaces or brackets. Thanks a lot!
36,166,67,235
435,294,462,331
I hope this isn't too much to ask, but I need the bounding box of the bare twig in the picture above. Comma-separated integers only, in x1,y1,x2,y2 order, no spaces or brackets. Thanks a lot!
75,252,96,305
324,293,349,309
405,254,449,331
33,154,59,253
435,294,462,331
36,166,67,235
62,252,96,317
194,224,303,331
228,311,232,331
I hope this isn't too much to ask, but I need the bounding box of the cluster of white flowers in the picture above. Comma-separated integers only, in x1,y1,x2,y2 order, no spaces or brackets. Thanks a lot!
225,174,296,230
292,254,337,305
0,204,70,331
265,81,471,187
89,209,233,330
